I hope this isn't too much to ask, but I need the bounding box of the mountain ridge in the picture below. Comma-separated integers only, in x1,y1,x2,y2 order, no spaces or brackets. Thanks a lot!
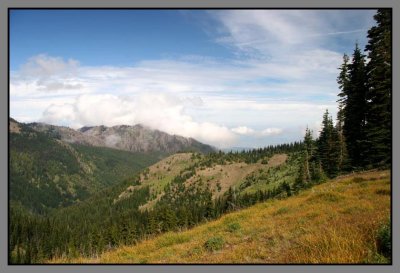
10,118,216,154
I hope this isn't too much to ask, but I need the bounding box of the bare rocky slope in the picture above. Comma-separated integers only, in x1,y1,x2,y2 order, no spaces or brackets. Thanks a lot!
23,119,215,154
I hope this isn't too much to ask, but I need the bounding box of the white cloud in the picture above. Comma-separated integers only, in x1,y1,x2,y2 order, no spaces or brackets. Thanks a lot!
231,126,255,135
20,54,80,78
11,54,89,97
40,93,236,148
231,126,283,138
261,128,283,136
211,10,374,56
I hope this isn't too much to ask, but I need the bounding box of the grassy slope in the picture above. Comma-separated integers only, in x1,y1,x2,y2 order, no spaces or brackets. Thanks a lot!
117,153,296,211
115,153,197,207
53,170,390,264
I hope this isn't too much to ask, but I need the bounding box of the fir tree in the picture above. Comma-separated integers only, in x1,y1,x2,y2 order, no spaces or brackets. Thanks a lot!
343,44,368,168
364,9,392,167
317,110,340,178
336,54,350,171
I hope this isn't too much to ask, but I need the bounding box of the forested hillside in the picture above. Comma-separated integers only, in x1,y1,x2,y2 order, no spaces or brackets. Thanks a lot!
10,118,163,214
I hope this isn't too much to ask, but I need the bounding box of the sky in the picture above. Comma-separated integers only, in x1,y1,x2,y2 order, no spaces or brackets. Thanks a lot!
10,9,377,148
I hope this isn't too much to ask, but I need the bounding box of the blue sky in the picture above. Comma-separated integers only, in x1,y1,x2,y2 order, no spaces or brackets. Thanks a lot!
10,9,377,148
10,10,232,68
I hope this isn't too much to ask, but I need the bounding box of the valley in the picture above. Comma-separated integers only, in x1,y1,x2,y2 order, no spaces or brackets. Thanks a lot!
9,118,305,263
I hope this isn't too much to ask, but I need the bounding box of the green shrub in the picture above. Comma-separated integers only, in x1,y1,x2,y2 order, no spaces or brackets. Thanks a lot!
307,192,343,203
375,189,390,195
273,206,290,216
364,251,389,264
204,236,224,251
376,220,391,260
227,222,241,232
156,233,190,248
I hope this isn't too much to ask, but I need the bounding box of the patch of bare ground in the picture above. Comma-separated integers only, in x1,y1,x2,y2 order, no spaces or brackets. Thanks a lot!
266,154,287,167
186,154,288,198
9,121,21,133
116,153,195,204
141,153,194,182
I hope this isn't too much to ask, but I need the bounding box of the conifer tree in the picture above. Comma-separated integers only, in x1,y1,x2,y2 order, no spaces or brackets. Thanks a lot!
147,213,158,235
317,110,340,178
303,127,314,181
364,9,392,167
342,44,368,167
336,54,350,171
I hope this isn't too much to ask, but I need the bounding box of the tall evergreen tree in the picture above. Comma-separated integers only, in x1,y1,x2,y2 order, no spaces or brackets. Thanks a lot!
303,127,314,181
336,54,350,171
364,9,392,167
343,44,368,167
337,54,350,113
317,110,340,178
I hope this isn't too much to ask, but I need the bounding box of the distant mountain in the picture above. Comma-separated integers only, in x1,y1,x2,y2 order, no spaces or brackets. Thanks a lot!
28,121,215,154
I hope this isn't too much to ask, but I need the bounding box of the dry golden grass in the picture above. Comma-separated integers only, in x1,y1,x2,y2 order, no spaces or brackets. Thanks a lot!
186,154,288,199
51,170,390,264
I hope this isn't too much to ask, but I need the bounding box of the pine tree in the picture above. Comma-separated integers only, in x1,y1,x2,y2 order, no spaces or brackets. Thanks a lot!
303,127,314,181
343,44,368,167
294,128,318,191
163,207,177,231
317,110,340,178
126,224,137,245
147,213,158,235
364,9,392,167
336,54,350,171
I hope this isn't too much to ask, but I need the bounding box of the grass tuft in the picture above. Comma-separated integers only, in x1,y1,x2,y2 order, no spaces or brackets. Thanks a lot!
273,206,290,216
204,236,224,252
226,222,241,232
307,192,343,203
156,233,190,248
